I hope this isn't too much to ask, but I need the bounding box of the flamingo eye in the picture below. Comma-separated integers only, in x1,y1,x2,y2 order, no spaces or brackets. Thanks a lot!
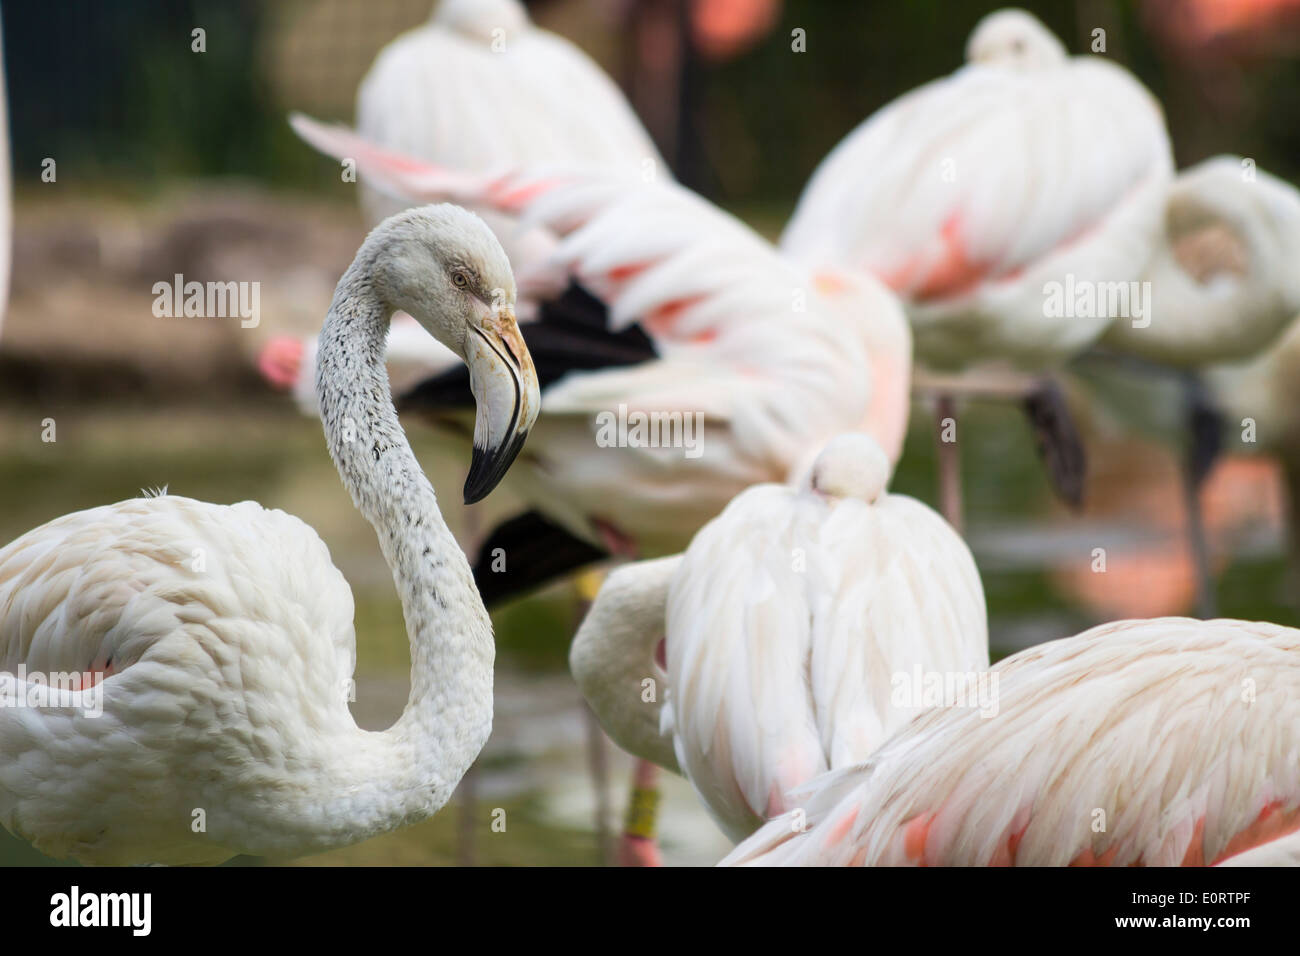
452,271,470,289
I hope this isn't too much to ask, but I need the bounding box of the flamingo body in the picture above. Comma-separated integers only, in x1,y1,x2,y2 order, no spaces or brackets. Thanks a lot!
722,617,1300,866
0,497,361,864
781,10,1173,369
357,0,663,227
662,435,987,840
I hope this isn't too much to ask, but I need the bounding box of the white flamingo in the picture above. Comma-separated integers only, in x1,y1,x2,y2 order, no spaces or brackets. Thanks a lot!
721,616,1300,866
260,0,664,398
1079,156,1300,615
356,0,664,226
289,115,912,864
1107,155,1300,367
0,205,540,864
571,434,987,843
781,8,1174,528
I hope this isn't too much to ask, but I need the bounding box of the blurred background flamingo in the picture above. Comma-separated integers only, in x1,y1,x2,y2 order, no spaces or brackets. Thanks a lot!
781,9,1173,532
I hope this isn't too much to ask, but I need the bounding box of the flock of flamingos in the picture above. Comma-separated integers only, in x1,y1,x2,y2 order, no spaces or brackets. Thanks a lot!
3,0,1300,867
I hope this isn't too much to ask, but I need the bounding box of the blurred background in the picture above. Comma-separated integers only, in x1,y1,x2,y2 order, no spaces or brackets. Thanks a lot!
2,0,1299,865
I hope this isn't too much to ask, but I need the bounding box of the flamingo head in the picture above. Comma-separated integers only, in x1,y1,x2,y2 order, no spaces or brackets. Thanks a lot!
966,9,1067,69
806,433,892,504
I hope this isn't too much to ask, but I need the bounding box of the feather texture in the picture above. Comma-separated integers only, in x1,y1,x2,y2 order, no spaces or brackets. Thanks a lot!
722,617,1300,866
781,11,1172,369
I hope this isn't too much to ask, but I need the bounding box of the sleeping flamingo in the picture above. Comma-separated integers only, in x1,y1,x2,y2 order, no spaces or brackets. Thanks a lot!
1084,156,1300,614
781,8,1174,530
722,617,1300,866
571,434,987,845
289,113,912,864
258,0,665,399
0,205,540,863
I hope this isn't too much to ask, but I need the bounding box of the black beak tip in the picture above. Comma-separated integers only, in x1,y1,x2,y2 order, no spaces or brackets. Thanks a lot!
463,431,529,505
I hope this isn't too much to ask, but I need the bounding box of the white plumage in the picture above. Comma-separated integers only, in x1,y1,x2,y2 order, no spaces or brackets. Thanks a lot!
572,434,987,842
0,204,540,864
1207,316,1300,455
261,0,664,403
722,617,1300,866
356,0,664,228
781,9,1173,370
0,498,359,864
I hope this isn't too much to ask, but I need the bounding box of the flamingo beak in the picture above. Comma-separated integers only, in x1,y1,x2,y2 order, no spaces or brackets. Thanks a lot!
463,306,540,504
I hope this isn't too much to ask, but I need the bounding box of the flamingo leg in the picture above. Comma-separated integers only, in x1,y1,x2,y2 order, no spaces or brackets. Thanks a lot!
935,394,965,535
1181,372,1221,618
618,758,663,867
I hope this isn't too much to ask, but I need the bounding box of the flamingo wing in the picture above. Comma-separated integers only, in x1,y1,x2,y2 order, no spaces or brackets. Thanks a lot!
664,485,826,841
723,618,1300,866
781,59,1172,366
806,494,988,770
663,470,986,843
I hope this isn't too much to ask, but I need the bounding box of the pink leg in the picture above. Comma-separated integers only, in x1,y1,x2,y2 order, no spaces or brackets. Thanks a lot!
619,759,663,867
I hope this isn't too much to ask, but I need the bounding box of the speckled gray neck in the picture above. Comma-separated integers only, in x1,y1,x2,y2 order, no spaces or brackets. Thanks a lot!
314,245,494,829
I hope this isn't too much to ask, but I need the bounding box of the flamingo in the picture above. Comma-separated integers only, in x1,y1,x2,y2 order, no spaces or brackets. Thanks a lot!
780,8,1174,530
269,4,671,860
721,617,1300,866
289,114,912,864
1105,156,1300,367
1080,156,1300,614
0,204,540,864
258,0,665,399
571,433,987,844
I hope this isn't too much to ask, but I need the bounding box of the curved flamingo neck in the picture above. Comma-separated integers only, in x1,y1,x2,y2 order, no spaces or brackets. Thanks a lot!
311,245,494,843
